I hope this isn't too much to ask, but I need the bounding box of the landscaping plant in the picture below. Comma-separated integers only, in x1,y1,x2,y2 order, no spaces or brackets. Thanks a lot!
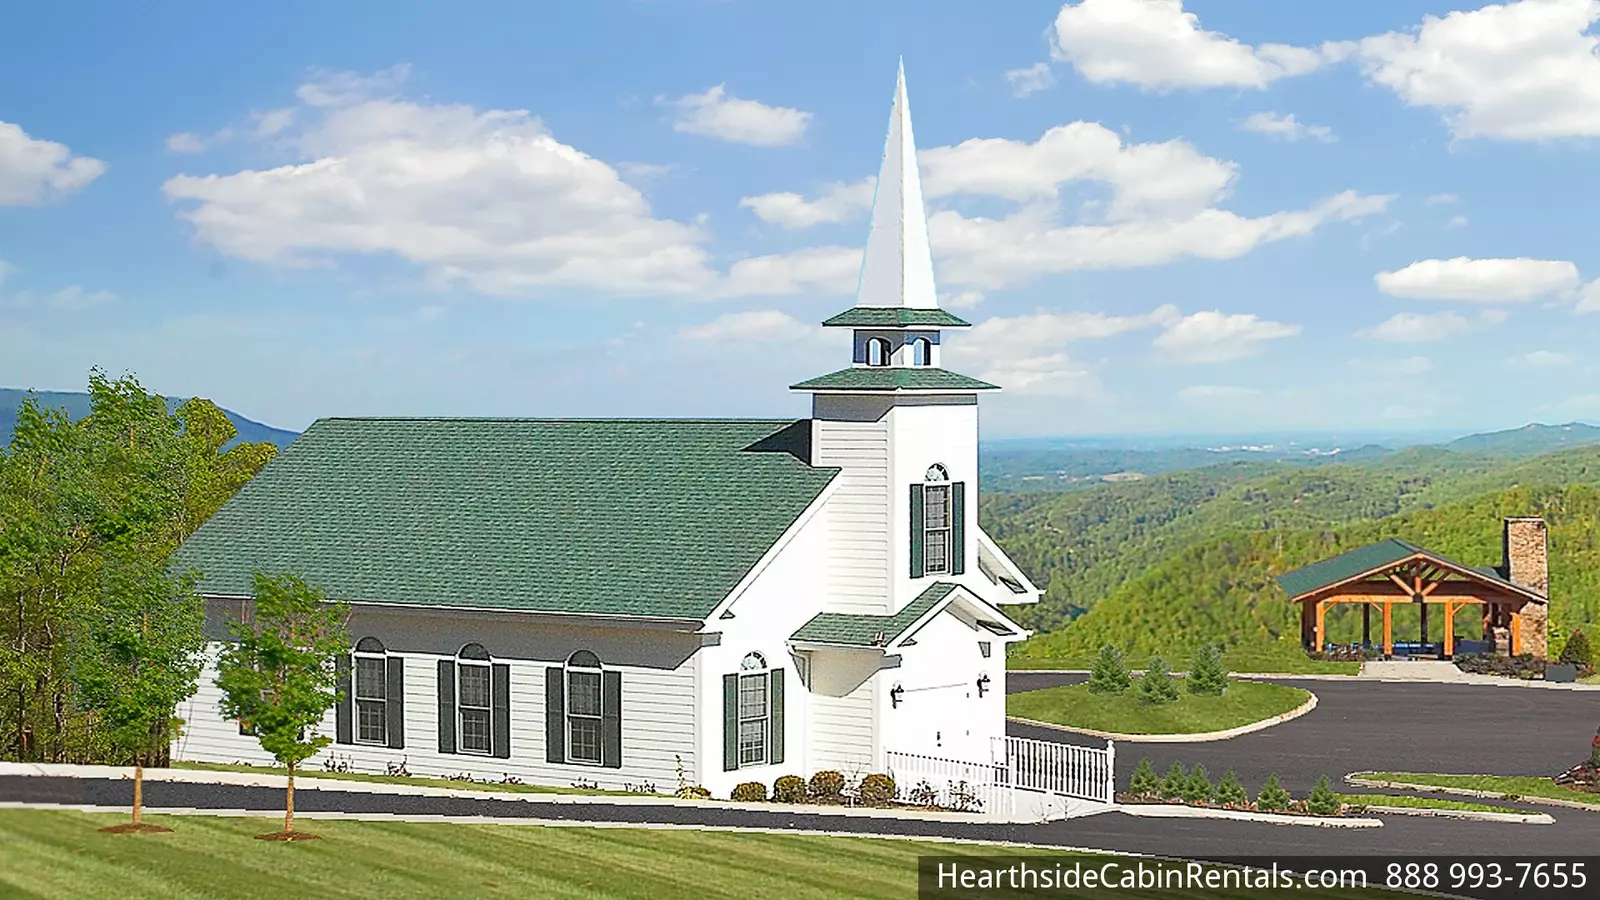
1559,629,1593,671
67,556,207,833
731,782,767,802
1256,773,1292,813
1087,644,1131,695
1135,654,1180,705
1306,775,1342,816
1215,769,1249,808
772,775,806,803
857,773,895,806
808,770,846,802
214,572,351,840
1182,764,1215,805
1126,758,1160,799
1160,761,1187,801
1186,645,1228,696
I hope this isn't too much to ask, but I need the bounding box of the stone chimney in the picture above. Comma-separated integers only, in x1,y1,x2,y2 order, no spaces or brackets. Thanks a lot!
1503,517,1549,659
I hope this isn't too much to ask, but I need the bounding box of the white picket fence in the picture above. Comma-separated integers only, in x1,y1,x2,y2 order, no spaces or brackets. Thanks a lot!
885,735,1114,818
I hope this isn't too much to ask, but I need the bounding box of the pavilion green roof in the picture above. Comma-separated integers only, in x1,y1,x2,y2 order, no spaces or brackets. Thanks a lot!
1275,538,1527,600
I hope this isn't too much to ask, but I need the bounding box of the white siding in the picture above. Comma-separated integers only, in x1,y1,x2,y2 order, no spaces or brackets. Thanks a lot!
887,400,979,615
879,608,1004,764
806,648,880,777
813,416,891,615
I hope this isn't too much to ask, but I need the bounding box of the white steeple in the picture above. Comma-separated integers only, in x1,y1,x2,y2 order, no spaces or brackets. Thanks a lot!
855,60,939,310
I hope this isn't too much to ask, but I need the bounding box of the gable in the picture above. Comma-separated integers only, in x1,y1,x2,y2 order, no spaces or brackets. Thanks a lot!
1276,537,1540,602
173,418,838,620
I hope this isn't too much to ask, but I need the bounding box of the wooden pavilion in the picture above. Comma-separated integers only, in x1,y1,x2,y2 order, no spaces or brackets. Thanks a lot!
1277,517,1550,660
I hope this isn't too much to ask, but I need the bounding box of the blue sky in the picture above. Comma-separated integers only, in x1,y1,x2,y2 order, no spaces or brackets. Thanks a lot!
2,0,1598,438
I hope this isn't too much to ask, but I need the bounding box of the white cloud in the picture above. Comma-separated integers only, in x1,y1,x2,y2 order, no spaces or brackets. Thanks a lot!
1005,62,1056,97
940,289,985,309
948,306,1176,395
0,120,106,205
1349,355,1434,376
1344,0,1600,140
1048,0,1328,90
0,263,114,312
739,177,875,228
1375,257,1581,302
678,310,821,343
713,246,861,298
1518,349,1573,366
1152,309,1300,363
1425,193,1459,205
1448,215,1468,228
981,353,1101,396
1577,278,1600,313
667,85,812,147
1239,111,1336,143
1356,311,1475,343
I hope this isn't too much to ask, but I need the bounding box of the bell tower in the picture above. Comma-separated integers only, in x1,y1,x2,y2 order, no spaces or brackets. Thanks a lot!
792,62,997,617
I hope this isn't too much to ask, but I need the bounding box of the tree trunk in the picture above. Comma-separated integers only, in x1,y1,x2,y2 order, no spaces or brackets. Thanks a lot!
285,763,295,834
133,761,144,826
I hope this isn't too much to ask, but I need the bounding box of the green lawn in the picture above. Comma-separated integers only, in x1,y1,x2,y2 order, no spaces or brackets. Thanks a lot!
1359,774,1600,809
1006,680,1311,735
0,810,1412,900
1580,673,1600,685
1337,794,1527,815
1008,646,1360,676
168,761,631,796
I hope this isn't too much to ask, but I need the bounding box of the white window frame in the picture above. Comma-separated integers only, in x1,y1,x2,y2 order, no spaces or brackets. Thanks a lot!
736,652,771,767
866,337,891,367
456,644,493,756
911,337,931,366
352,637,388,746
565,650,604,767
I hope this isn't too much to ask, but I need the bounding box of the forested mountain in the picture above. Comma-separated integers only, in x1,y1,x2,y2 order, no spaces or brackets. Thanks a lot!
2,387,298,449
984,444,1600,636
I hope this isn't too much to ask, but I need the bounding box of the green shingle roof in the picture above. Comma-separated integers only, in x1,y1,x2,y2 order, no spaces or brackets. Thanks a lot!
790,367,999,393
173,418,838,620
790,583,958,647
822,307,972,328
1275,538,1524,599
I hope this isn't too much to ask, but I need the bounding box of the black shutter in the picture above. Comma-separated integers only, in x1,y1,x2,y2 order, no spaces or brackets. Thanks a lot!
386,656,406,750
600,670,622,769
909,483,925,578
951,482,966,576
491,663,511,760
722,673,739,771
436,660,456,754
334,655,352,745
768,668,784,766
545,667,565,764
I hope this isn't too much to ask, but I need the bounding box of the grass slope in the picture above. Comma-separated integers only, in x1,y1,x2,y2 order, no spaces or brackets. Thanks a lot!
1360,774,1600,809
1336,794,1526,815
1010,483,1600,667
1006,681,1310,735
0,810,1411,900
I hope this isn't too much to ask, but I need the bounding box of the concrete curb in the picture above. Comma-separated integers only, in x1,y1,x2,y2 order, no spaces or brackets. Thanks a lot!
0,762,1039,825
1347,774,1600,814
1007,691,1317,743
1115,803,1380,828
1359,804,1553,825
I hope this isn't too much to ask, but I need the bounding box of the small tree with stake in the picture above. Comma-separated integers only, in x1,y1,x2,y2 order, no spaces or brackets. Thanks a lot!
215,572,349,841
69,556,207,834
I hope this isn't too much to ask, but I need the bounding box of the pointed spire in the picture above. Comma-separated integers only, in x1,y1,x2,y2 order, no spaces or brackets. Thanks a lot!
855,60,939,310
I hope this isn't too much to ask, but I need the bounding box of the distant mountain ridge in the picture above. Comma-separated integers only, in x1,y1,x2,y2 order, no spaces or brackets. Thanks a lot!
1,387,299,450
1442,422,1600,456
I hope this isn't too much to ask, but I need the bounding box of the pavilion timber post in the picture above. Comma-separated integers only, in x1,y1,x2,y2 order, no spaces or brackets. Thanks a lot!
1443,601,1455,658
1383,603,1393,656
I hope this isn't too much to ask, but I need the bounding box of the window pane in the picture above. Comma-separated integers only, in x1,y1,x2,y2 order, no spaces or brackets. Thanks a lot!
569,718,601,763
355,657,387,700
738,720,766,765
356,699,387,744
459,664,491,709
568,671,601,717
924,485,949,527
926,531,949,574
738,674,767,720
460,708,492,753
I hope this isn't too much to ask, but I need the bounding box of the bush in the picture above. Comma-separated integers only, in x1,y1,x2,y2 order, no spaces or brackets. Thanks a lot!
1160,761,1187,801
731,781,768,802
1256,774,1291,813
772,775,806,804
1182,764,1215,805
1560,629,1593,669
1215,769,1249,808
1127,757,1160,798
675,785,711,800
1187,645,1228,696
1136,655,1180,705
1455,653,1545,679
1088,644,1132,695
808,770,846,801
1306,775,1341,816
857,773,896,806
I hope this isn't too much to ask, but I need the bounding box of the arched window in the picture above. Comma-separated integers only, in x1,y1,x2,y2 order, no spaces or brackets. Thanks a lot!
353,637,389,746
565,650,604,765
911,337,932,366
456,643,493,755
866,337,891,367
922,464,953,575
925,463,949,483
725,651,782,770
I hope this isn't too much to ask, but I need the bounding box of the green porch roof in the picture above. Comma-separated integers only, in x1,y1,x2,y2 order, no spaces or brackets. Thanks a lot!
822,307,972,328
173,418,838,620
790,367,999,393
1275,538,1522,600
789,583,958,648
